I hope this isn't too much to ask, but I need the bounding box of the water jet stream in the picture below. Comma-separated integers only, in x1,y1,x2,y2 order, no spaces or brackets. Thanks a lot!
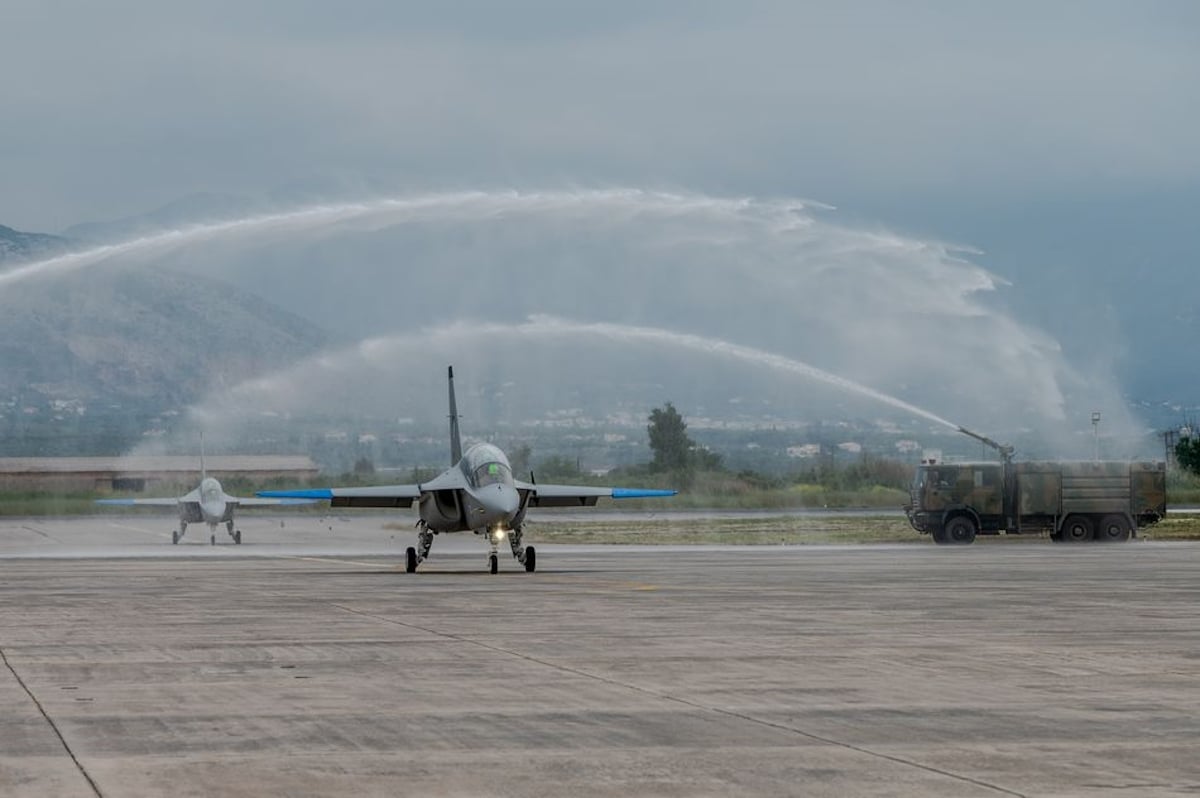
207,316,963,433
4,186,1093,437
519,316,963,431
0,189,827,289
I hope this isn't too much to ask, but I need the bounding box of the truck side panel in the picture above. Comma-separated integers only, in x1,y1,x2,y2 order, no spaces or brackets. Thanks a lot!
1060,462,1132,516
1016,464,1061,516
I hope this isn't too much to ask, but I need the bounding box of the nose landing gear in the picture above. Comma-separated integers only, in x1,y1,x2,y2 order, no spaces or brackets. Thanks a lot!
507,526,536,573
406,528,434,573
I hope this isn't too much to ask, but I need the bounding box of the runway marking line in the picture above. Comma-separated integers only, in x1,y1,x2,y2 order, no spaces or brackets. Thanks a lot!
287,555,400,569
106,522,170,539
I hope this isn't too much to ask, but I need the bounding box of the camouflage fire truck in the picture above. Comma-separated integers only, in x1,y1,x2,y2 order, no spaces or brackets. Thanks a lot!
904,428,1166,545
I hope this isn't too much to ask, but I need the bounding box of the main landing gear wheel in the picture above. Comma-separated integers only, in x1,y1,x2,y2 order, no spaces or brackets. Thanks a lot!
406,547,418,573
489,554,498,575
210,534,216,546
524,546,536,573
172,529,181,544
233,530,242,545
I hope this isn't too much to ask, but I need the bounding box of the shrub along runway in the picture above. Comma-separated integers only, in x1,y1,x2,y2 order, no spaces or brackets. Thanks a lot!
2,515,1198,797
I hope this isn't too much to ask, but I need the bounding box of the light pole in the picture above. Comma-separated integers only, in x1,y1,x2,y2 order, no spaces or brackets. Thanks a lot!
1091,411,1102,460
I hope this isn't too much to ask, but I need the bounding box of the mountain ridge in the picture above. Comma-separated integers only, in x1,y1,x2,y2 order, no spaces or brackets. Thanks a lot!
0,223,71,262
0,226,330,425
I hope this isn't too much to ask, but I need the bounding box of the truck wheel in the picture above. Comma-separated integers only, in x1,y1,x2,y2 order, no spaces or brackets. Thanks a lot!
1060,515,1094,543
931,526,950,545
1096,514,1131,543
944,516,977,545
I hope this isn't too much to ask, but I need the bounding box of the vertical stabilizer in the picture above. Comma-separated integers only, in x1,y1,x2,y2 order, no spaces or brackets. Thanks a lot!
199,431,207,480
447,366,463,465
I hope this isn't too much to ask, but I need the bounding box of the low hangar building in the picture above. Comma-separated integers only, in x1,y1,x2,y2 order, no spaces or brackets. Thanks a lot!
0,456,319,493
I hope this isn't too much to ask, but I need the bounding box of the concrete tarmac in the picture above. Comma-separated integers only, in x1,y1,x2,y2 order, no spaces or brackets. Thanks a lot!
2,514,1199,797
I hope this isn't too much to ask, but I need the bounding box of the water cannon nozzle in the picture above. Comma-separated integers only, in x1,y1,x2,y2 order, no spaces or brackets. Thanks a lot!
956,425,1015,461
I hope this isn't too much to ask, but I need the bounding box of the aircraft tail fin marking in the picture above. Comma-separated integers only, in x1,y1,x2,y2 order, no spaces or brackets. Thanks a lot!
448,366,463,465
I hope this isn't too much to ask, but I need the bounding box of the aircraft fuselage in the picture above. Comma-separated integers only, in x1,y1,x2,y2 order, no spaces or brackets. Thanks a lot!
197,477,233,529
419,443,523,534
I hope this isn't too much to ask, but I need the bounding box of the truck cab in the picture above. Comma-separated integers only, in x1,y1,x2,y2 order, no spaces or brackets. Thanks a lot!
905,461,1005,544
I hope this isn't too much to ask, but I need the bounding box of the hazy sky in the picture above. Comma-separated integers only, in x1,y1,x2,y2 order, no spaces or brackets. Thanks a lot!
3,0,1198,420
2,1,1197,232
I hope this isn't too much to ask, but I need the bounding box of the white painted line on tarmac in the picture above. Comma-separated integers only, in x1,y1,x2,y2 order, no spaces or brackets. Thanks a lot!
106,522,170,539
284,555,398,569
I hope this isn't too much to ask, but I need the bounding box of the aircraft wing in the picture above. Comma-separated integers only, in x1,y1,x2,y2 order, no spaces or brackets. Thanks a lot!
257,485,422,509
228,496,319,508
94,498,182,507
517,483,677,508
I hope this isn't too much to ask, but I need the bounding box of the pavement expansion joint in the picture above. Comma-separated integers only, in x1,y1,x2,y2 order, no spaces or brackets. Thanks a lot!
324,602,1028,798
0,645,104,798
20,525,62,543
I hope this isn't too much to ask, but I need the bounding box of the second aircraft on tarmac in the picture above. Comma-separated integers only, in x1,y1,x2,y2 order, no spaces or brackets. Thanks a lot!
95,443,314,545
260,366,676,573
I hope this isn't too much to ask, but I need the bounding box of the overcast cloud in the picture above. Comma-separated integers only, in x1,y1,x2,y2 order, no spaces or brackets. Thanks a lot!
3,1,1197,230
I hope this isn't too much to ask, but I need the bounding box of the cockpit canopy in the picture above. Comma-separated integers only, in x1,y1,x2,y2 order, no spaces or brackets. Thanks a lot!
200,477,224,503
461,443,514,488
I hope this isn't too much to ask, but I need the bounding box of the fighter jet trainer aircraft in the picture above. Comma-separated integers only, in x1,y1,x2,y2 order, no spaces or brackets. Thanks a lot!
96,448,315,545
259,367,677,573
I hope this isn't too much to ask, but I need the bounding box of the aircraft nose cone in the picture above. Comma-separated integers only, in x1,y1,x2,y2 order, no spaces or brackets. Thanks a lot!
494,484,519,516
201,500,226,523
471,484,520,526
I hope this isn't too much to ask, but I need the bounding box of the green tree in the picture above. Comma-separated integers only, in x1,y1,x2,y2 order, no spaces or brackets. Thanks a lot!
647,402,723,473
1177,436,1200,475
648,402,692,472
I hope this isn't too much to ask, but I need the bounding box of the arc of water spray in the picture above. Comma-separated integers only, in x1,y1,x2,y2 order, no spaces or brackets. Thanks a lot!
0,189,830,289
216,315,962,432
5,186,1055,436
513,316,963,431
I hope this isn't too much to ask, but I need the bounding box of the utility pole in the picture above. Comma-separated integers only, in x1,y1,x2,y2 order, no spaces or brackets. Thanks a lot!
1091,411,1101,461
